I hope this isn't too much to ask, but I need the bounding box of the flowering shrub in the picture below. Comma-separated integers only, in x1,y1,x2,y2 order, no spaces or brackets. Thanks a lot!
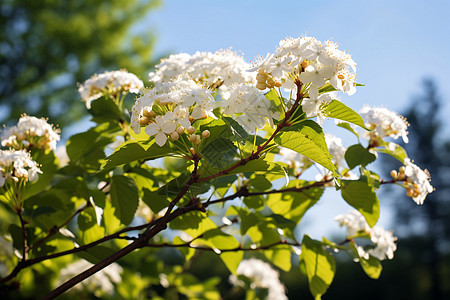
0,35,433,299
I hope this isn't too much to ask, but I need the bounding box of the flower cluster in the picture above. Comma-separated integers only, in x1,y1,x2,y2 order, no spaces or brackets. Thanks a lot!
131,77,215,146
335,210,397,261
58,260,123,296
390,158,433,205
149,49,255,89
230,258,287,300
0,149,42,187
1,115,60,151
360,105,409,145
252,35,357,122
78,70,144,109
131,75,275,146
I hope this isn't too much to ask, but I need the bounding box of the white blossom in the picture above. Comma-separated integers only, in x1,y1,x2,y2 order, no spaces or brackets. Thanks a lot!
0,149,42,186
360,106,409,143
78,70,143,108
230,258,288,300
335,210,398,261
149,49,254,89
1,115,60,151
403,158,433,205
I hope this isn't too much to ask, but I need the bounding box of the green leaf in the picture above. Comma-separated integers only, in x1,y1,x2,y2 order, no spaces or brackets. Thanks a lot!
221,252,244,275
373,143,408,162
301,235,336,300
67,122,119,171
264,245,292,272
322,100,367,129
345,144,376,169
318,83,338,94
169,211,216,238
349,242,382,279
266,181,324,224
101,139,172,170
223,117,249,143
275,120,336,175
341,181,380,227
337,122,359,137
265,89,284,114
174,236,196,262
230,159,285,176
89,97,122,124
195,228,240,250
110,175,139,225
200,137,237,169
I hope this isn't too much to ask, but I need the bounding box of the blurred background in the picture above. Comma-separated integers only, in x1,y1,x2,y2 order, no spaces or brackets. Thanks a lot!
1,0,449,298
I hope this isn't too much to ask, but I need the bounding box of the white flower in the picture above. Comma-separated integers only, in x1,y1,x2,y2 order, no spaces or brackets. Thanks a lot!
1,116,60,151
299,62,335,87
57,260,123,295
325,134,346,165
335,210,370,237
368,227,397,260
220,84,274,133
301,92,334,124
359,106,409,143
335,210,398,261
0,150,42,186
144,115,177,147
230,258,287,300
403,158,433,205
79,70,143,108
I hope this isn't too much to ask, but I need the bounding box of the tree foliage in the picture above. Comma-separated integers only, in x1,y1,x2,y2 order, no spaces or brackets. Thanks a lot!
0,0,161,127
0,35,433,299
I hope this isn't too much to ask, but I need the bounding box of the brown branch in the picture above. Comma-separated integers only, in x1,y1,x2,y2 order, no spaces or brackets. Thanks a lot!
16,209,28,261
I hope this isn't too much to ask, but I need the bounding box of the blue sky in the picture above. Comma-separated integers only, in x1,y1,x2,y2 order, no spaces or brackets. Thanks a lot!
135,0,450,238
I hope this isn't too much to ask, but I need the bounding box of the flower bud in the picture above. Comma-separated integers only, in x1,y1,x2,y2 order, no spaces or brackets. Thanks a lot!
202,130,210,138
390,170,398,179
256,73,268,82
406,188,414,197
140,117,150,125
189,134,198,143
399,166,406,174
170,131,179,140
256,82,267,90
176,126,185,135
188,116,194,123
143,110,156,118
187,126,195,134
274,81,282,88
194,134,201,144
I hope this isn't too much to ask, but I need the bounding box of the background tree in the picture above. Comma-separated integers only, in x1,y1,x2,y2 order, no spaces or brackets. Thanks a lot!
385,79,450,299
0,0,161,128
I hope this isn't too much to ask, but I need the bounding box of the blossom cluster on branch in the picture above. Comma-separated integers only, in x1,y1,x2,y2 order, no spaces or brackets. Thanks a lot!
0,34,434,300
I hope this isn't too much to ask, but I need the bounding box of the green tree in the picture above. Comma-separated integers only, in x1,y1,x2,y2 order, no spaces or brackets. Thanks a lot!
0,0,161,127
385,79,450,299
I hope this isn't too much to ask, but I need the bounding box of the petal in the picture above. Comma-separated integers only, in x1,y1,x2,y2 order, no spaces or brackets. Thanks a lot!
162,121,177,134
155,131,167,146
144,123,158,136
